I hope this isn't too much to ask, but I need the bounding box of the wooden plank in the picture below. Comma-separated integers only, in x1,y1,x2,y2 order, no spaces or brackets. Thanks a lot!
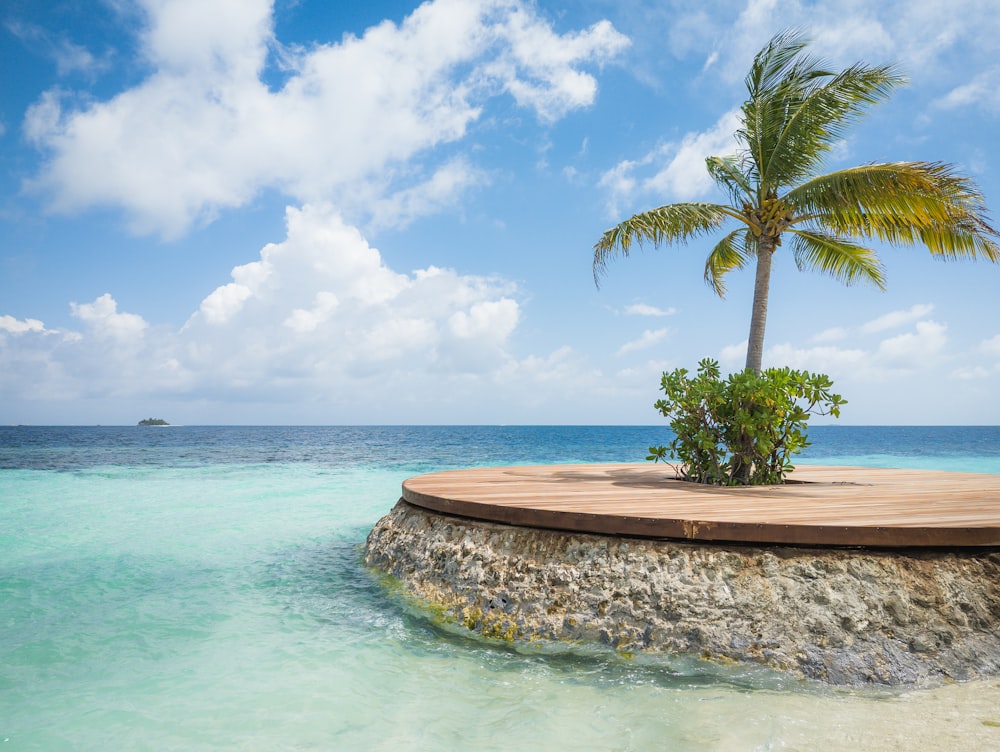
401,464,1000,547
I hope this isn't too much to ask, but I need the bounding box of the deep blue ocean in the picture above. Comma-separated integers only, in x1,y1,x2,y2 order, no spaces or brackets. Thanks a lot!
4,424,1000,472
2,425,999,750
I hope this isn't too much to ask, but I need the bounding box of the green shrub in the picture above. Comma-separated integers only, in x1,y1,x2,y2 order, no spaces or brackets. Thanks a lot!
647,358,845,485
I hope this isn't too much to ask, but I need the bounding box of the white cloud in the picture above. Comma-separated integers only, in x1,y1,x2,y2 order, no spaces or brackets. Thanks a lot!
496,345,576,385
492,346,626,414
57,40,101,76
945,334,1000,383
891,0,1000,74
71,293,149,340
0,315,51,335
860,303,934,334
0,206,538,409
283,292,339,334
599,109,740,215
697,0,998,84
617,328,669,356
980,334,1000,357
367,158,487,231
812,19,894,62
0,293,180,402
197,283,254,326
597,159,639,217
625,303,675,317
495,16,629,122
180,204,522,378
762,320,948,379
137,0,273,75
449,299,519,341
719,340,747,368
5,19,108,77
24,0,627,238
934,68,1000,112
951,365,995,380
765,342,868,375
644,110,742,198
811,327,849,343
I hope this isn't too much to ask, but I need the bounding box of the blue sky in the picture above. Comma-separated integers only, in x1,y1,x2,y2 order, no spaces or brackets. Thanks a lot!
2,0,999,425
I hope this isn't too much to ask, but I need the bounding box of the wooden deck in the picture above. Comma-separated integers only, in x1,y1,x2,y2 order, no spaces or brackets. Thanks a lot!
401,464,1000,547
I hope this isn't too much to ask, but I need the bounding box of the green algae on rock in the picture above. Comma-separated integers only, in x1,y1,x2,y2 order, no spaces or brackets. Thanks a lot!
365,500,1000,687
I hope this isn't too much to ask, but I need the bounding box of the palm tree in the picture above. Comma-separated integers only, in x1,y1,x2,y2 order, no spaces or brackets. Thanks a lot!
593,30,1000,373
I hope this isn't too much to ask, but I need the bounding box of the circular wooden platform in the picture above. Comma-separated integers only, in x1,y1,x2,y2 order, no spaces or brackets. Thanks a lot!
401,464,1000,547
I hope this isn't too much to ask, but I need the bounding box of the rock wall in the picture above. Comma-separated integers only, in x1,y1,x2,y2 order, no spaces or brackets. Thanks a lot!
364,500,1000,686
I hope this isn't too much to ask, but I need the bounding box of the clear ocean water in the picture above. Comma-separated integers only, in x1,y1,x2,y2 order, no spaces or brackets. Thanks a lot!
2,425,999,751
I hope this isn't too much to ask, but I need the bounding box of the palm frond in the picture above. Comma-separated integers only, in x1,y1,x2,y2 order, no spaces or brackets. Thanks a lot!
706,155,753,207
593,203,735,284
591,31,999,375
744,29,814,101
740,29,834,190
757,63,905,188
789,229,887,289
915,215,1000,261
704,228,755,297
787,162,1000,260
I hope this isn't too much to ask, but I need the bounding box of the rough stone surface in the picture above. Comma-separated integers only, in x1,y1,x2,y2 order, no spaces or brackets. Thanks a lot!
364,500,1000,686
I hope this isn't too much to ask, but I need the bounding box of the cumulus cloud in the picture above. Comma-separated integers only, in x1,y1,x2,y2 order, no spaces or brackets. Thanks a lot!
676,0,998,84
5,19,108,77
756,318,947,382
599,110,740,215
617,328,669,356
367,158,488,231
0,293,183,403
181,204,522,379
644,110,742,197
24,0,628,238
765,342,869,374
597,159,639,217
715,303,952,382
495,13,628,121
945,334,1000,383
449,299,519,341
492,345,633,415
0,315,51,335
0,206,530,410
811,326,849,343
860,303,934,334
496,345,576,385
872,320,948,369
935,68,1000,112
980,334,1000,357
283,292,339,334
719,340,747,368
71,293,149,340
625,303,675,317
951,365,995,380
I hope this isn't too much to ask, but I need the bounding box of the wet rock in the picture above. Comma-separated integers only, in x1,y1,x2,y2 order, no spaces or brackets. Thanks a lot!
364,500,1000,687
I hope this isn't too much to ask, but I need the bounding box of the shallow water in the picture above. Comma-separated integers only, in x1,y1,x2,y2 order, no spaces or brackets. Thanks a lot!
2,426,999,750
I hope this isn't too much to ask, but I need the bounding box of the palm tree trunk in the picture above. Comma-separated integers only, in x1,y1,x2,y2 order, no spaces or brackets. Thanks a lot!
745,236,775,373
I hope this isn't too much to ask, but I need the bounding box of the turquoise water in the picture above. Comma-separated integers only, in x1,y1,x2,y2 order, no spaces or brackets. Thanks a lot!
2,426,1000,750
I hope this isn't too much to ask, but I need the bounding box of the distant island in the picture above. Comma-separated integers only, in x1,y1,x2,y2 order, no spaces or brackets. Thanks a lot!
137,418,170,426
